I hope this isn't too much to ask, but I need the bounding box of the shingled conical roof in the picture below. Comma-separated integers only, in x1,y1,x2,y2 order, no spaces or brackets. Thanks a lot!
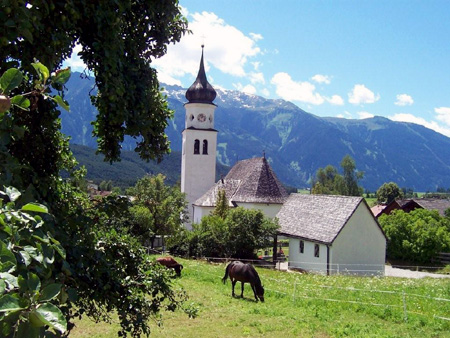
185,46,216,104
194,157,289,206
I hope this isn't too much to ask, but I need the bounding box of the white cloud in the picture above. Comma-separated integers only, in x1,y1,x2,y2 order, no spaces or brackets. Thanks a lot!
434,107,450,126
249,32,263,41
249,72,265,85
389,113,450,137
271,72,324,105
251,61,261,71
156,72,182,86
336,111,353,119
348,84,380,104
63,44,86,72
260,88,270,97
357,111,374,119
311,74,331,84
327,95,344,106
153,11,261,83
233,83,256,95
395,94,414,106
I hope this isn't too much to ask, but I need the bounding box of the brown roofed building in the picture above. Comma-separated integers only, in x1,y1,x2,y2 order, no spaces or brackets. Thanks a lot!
372,198,450,218
192,156,289,223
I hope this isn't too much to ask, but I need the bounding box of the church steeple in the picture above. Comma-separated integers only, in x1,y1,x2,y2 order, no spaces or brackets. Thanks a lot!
181,46,218,229
185,45,217,104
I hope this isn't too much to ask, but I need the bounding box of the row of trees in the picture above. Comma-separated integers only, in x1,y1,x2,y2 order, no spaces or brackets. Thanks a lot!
311,155,364,196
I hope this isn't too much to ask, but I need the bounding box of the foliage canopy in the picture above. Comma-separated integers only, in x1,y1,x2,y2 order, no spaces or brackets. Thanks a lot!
311,155,364,196
127,174,188,248
378,209,450,263
1,1,191,336
376,182,404,204
169,208,279,259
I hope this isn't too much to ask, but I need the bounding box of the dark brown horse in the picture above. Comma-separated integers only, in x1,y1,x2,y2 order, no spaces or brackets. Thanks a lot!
222,261,264,302
156,256,183,277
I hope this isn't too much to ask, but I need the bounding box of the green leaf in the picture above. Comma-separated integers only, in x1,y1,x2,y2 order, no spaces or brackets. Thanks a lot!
5,187,20,202
35,303,67,333
0,279,6,294
27,272,40,292
67,288,78,302
31,234,50,244
52,95,70,112
23,246,43,264
19,250,32,266
39,284,61,302
16,320,41,338
42,244,54,265
31,62,50,84
0,294,26,312
10,95,30,110
0,273,18,289
18,28,34,44
52,243,66,260
51,67,71,86
0,68,23,94
21,203,48,214
0,242,16,273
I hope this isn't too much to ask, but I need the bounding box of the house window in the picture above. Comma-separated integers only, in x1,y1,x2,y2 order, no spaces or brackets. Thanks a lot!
194,139,200,154
314,244,320,258
299,240,304,254
202,139,208,154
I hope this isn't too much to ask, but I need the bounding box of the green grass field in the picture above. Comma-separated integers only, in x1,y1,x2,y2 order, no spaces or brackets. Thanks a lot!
71,258,450,337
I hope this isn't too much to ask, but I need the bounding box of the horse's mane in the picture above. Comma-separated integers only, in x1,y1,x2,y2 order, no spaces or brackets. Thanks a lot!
248,264,262,287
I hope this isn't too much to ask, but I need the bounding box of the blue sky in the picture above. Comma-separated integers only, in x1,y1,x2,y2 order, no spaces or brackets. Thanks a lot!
65,1,450,137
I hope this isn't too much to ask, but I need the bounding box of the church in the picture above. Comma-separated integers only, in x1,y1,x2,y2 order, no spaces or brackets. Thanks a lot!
180,47,288,227
180,48,386,275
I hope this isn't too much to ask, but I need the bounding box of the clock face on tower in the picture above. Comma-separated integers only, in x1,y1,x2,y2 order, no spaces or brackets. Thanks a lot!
197,113,206,122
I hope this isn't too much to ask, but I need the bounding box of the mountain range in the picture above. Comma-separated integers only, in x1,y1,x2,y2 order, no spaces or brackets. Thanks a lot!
61,72,450,192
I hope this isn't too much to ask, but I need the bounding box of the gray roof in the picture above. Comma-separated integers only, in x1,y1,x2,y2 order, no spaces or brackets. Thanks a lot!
277,194,366,244
194,157,288,207
411,198,450,216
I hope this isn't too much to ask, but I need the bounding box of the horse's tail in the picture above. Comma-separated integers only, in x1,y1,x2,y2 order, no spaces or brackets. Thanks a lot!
222,262,232,284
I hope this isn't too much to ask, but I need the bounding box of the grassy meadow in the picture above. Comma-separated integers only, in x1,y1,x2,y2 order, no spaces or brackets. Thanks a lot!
71,258,450,337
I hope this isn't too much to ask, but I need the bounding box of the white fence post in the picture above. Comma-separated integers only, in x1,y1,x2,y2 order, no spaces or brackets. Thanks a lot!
292,281,297,304
402,291,408,322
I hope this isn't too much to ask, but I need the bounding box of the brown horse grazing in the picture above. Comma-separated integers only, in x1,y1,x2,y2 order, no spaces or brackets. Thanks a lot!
222,261,264,302
156,256,183,277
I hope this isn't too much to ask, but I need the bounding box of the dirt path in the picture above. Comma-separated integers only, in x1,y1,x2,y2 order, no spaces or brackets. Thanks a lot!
384,265,450,279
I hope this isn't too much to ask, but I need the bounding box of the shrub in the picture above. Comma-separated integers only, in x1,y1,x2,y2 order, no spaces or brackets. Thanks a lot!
379,209,450,263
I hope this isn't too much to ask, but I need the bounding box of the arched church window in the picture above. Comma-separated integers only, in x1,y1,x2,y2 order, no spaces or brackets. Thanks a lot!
194,139,200,154
202,140,208,154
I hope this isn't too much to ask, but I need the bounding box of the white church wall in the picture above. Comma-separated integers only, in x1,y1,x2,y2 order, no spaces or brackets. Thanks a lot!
192,206,214,224
236,202,283,219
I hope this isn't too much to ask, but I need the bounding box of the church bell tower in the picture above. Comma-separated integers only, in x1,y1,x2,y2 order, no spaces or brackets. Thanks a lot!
181,46,217,226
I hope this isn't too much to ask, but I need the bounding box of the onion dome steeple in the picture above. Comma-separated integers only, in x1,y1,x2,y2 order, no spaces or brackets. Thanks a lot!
185,45,216,104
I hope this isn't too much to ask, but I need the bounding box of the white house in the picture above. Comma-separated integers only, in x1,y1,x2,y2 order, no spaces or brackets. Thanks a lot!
277,194,387,276
192,156,289,224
